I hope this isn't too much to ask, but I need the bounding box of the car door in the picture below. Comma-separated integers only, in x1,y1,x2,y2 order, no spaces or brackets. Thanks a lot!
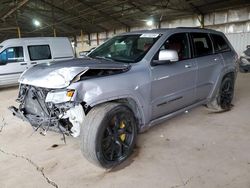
151,33,197,120
0,46,27,86
190,32,223,100
210,33,236,68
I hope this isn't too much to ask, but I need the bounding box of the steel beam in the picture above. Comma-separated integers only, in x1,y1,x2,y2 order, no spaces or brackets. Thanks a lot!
1,0,30,21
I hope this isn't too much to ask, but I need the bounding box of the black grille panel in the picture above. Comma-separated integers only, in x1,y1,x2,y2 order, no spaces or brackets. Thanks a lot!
23,86,49,117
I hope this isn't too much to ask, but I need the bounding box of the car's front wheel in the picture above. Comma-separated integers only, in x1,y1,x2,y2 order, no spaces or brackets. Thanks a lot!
80,103,137,169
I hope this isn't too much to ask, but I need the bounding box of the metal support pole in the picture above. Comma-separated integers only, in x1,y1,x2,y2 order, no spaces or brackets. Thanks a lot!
53,28,56,37
158,20,161,29
17,27,21,38
73,36,77,57
126,26,130,32
96,32,99,46
105,31,108,41
81,29,84,48
200,14,204,28
88,33,91,46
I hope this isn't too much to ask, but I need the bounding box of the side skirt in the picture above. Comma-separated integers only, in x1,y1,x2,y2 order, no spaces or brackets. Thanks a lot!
139,99,207,132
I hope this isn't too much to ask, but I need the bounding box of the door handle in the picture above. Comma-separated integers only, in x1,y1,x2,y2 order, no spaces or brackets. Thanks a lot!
185,64,192,68
20,63,27,65
31,62,37,65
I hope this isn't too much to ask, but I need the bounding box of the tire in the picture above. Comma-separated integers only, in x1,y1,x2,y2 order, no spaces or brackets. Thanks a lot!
80,103,137,169
207,76,235,112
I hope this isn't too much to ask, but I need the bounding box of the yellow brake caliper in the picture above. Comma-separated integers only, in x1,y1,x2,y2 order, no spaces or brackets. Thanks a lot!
119,121,126,142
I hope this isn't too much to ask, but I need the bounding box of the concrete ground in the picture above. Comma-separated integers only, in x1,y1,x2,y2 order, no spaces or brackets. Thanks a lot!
0,73,250,188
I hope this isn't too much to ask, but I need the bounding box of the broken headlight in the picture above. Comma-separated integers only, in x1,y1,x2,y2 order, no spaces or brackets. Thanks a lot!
45,89,75,104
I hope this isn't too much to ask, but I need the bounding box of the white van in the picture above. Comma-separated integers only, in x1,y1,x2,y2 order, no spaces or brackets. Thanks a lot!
0,37,74,87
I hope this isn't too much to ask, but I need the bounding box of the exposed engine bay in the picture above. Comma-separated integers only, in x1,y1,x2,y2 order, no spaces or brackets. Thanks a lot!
9,84,85,140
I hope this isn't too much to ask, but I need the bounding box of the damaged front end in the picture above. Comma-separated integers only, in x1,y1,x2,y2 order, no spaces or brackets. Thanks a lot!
9,84,84,138
9,58,131,139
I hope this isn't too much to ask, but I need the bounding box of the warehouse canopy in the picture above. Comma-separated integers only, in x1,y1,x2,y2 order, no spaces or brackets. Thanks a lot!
0,0,250,41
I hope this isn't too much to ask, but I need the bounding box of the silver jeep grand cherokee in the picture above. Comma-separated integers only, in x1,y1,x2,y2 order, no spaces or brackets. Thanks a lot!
10,28,238,168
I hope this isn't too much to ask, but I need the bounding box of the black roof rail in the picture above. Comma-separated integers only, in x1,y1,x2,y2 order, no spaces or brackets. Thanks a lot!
176,27,206,29
175,27,218,32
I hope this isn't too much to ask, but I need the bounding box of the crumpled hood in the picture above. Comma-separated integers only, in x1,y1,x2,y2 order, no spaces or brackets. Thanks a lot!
19,58,131,88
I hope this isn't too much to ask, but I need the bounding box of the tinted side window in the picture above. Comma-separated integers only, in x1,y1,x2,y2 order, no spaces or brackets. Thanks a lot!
210,34,230,53
28,45,51,61
160,33,190,60
0,47,24,64
190,33,213,57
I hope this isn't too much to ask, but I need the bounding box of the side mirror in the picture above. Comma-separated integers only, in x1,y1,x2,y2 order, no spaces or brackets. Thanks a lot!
152,50,179,66
247,45,250,49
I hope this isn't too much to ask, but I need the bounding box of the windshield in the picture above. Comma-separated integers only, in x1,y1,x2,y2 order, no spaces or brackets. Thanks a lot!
88,34,161,63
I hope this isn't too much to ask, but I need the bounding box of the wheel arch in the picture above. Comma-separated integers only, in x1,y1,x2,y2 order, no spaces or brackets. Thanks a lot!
82,97,145,131
209,69,236,100
223,71,235,80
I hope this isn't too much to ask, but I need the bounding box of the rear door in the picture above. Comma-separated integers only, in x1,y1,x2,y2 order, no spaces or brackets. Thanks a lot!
151,33,197,119
210,33,236,66
190,32,223,101
0,46,27,86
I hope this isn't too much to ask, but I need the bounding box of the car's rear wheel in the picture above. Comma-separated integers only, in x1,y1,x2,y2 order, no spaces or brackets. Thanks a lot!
80,103,137,169
207,76,235,111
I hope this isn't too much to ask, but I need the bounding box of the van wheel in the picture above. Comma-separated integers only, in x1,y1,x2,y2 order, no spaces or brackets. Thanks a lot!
80,103,137,169
207,76,235,111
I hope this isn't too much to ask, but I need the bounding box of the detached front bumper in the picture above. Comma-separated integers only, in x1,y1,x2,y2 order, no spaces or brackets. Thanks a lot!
9,105,63,133
9,84,85,137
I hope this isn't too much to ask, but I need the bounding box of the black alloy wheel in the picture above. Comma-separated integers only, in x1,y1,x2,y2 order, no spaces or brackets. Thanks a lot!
218,77,234,110
101,112,136,162
80,103,137,169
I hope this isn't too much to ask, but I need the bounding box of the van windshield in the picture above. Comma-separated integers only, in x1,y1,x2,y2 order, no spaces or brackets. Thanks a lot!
88,34,161,63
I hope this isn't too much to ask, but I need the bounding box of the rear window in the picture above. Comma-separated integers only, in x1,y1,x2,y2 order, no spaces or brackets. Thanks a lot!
210,34,230,53
190,33,213,57
28,45,51,61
